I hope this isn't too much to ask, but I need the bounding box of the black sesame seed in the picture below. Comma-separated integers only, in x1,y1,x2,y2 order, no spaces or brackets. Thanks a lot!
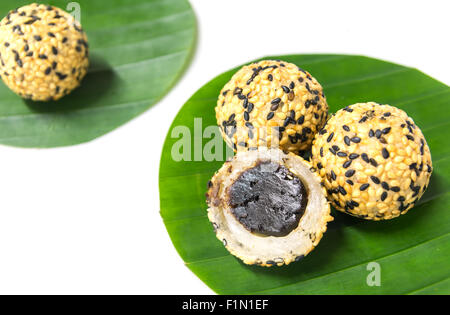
305,82,311,92
398,196,405,202
343,107,353,112
361,153,369,163
345,170,355,177
369,158,378,167
44,67,51,75
327,132,334,143
346,202,354,211
351,136,361,143
297,115,305,125
268,74,273,81
349,153,359,160
383,112,391,117
382,148,389,159
375,129,382,138
52,46,58,55
406,134,414,141
390,186,400,192
34,35,42,41
267,112,274,120
360,183,370,191
369,129,374,137
343,160,352,168
320,147,323,157
244,111,249,121
38,54,47,59
346,179,354,185
281,85,290,93
350,200,359,207
381,182,389,190
382,127,391,134
289,81,295,89
370,176,380,184
319,128,327,135
344,136,351,146
290,110,295,120
329,148,336,155
359,116,368,123
337,152,347,157
332,145,340,152
270,103,279,111
245,122,254,129
271,98,281,105
381,191,387,201
338,186,347,195
342,125,350,132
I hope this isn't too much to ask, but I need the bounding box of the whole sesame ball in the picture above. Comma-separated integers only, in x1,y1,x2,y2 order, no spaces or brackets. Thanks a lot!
0,3,89,101
311,102,433,220
216,60,328,154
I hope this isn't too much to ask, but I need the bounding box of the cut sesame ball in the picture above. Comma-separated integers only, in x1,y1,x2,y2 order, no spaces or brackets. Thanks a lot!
0,3,89,101
206,147,332,267
216,60,329,155
311,102,433,221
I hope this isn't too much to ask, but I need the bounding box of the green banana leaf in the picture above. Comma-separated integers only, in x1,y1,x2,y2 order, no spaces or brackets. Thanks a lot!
159,54,450,294
0,0,196,147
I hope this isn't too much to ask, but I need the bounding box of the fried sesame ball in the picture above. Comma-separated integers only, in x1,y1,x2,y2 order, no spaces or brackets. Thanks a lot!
311,102,433,220
0,3,89,101
216,60,328,154
206,148,332,266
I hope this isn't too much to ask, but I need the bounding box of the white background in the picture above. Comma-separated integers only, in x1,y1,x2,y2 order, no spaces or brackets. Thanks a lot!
0,0,448,294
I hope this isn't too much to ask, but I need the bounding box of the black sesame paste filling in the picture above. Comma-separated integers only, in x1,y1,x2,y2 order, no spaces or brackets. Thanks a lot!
228,161,308,237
